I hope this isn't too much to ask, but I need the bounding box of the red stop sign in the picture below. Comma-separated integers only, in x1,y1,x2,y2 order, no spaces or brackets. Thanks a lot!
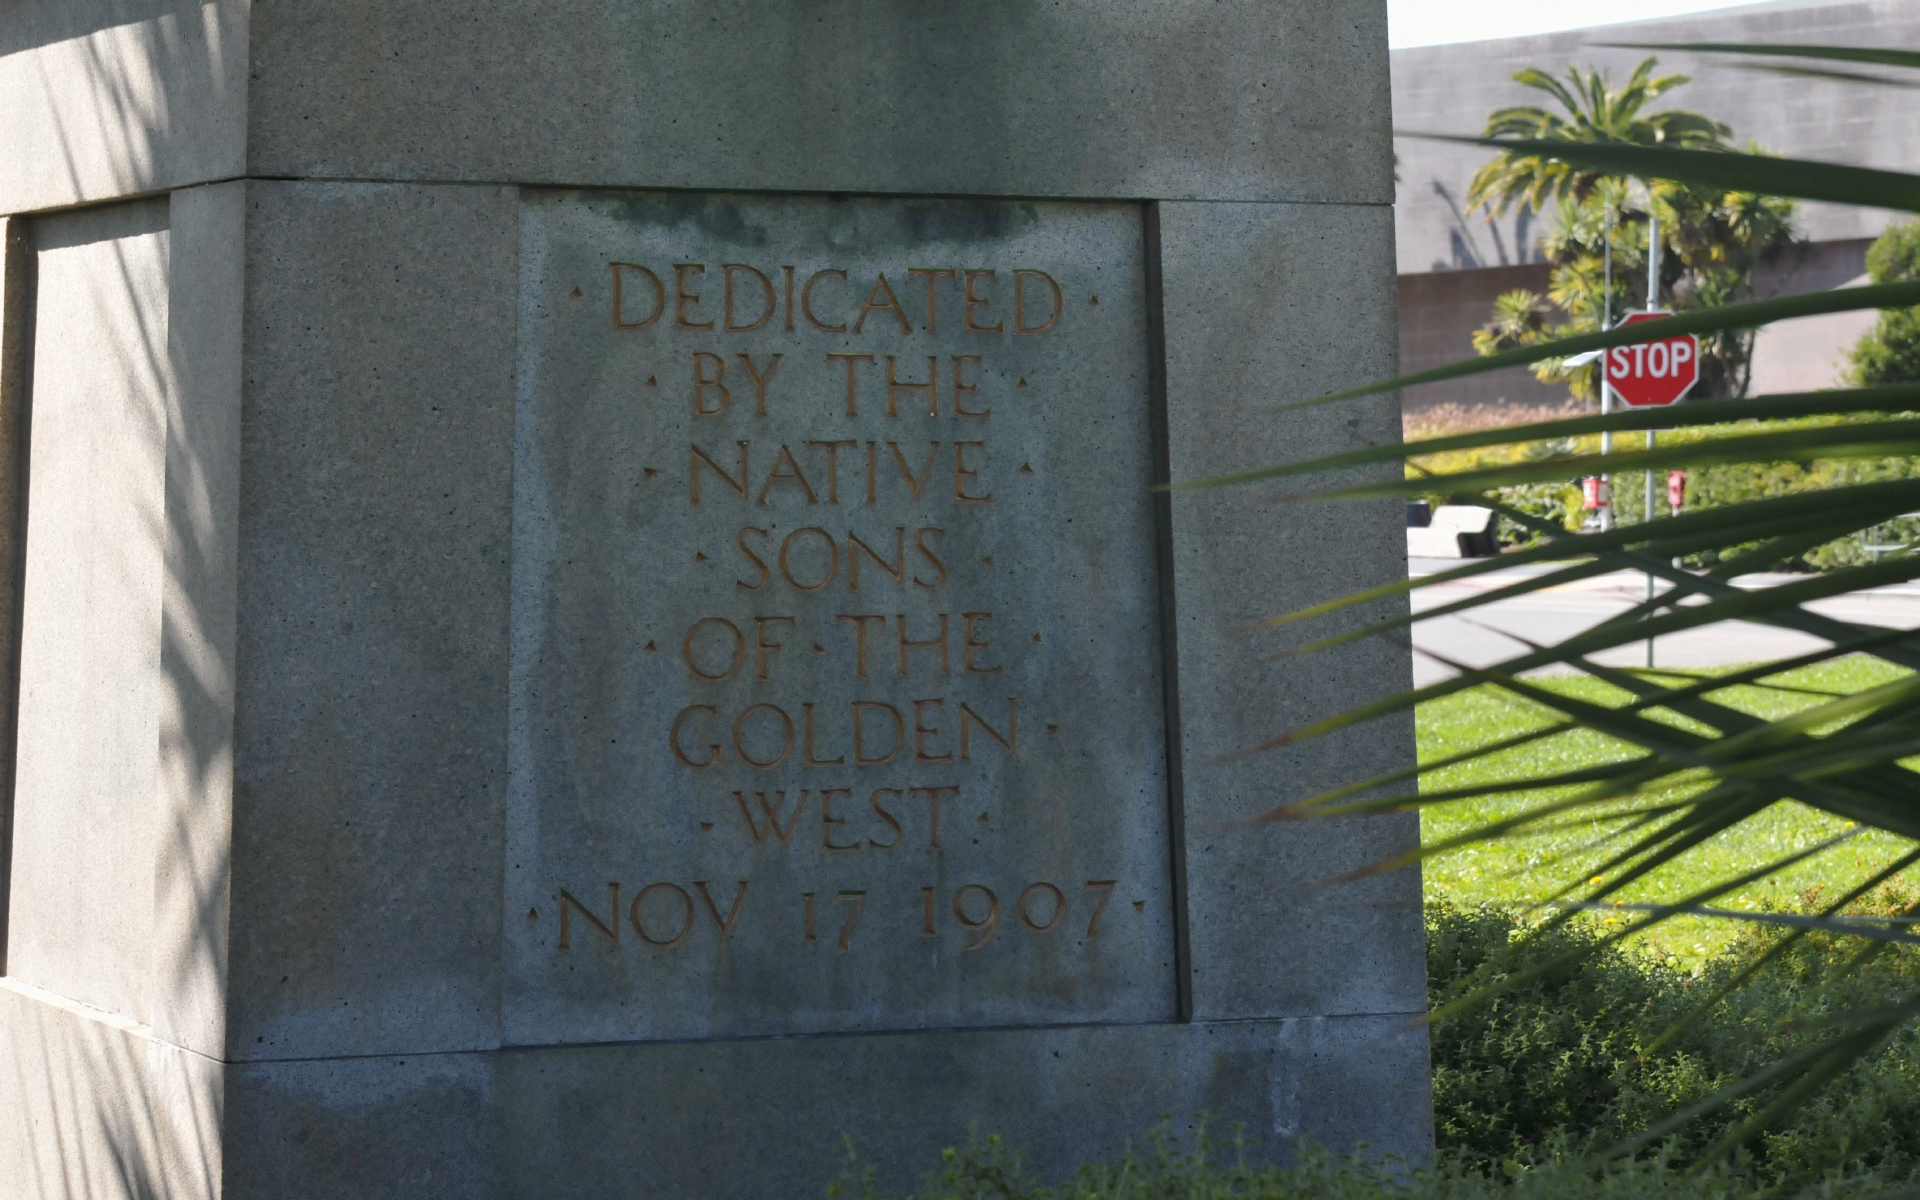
1606,311,1700,407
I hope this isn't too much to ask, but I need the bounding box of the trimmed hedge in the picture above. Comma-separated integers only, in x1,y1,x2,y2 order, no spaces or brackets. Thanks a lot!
1429,899,1920,1178
1408,415,1920,565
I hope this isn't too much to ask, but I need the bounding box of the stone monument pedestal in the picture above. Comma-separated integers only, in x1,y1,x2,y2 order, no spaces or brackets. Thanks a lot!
0,5,1427,1196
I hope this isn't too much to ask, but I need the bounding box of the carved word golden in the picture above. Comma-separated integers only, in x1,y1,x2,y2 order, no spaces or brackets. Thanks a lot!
672,698,1016,770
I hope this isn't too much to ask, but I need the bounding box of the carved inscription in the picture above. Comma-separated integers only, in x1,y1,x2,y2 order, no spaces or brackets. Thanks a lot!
510,192,1174,1041
556,879,1116,953
605,261,1046,949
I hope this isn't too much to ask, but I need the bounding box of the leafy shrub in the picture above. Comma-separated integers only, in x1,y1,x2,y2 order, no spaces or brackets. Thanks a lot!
837,1122,1909,1199
1487,481,1584,548
1427,904,1683,1163
1602,443,1920,568
1846,219,1920,388
1406,406,1920,564
1429,897,1920,1184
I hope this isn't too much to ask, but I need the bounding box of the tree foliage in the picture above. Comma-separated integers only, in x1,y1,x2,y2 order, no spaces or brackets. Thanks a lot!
1467,62,1794,402
1846,220,1920,387
1467,59,1730,217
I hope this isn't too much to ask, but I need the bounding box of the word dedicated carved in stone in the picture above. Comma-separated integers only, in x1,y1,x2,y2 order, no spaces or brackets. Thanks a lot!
510,192,1175,1041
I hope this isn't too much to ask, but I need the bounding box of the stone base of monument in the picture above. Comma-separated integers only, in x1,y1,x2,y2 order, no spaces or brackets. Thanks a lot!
0,6,1427,1196
0,991,1422,1195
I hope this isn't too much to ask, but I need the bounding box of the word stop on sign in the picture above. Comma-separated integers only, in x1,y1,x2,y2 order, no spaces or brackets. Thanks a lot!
1606,310,1701,408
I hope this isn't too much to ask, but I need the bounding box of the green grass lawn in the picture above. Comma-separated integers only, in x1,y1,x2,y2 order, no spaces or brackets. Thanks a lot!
1418,654,1920,964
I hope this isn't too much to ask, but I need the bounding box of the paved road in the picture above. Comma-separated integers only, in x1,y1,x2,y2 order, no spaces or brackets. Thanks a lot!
1406,557,1920,687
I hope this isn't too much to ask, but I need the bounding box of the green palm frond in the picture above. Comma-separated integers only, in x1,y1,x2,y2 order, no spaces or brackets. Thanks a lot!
1215,44,1920,1169
1467,58,1731,215
1605,42,1920,71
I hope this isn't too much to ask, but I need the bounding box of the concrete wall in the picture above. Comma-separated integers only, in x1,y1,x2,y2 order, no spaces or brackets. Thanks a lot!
1748,238,1878,393
1392,0,1919,277
1397,263,1568,416
8,199,169,1028
0,180,239,1200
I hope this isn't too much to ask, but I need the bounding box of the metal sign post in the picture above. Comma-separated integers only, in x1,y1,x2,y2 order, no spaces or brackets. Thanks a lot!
1599,202,1613,531
1646,194,1659,667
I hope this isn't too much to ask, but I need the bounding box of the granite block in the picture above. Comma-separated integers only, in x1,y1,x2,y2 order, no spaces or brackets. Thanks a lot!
1156,200,1424,1022
0,1,248,215
154,180,245,1060
225,181,518,1061
0,2,1393,214
0,0,1424,1188
9,198,171,1026
246,1,1392,206
0,978,224,1200
223,1014,1431,1200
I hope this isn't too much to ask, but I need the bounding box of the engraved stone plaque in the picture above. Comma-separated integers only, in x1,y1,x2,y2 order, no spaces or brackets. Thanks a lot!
507,191,1176,1043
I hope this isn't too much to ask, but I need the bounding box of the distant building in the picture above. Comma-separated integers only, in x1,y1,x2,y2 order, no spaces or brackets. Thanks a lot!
1392,0,1917,416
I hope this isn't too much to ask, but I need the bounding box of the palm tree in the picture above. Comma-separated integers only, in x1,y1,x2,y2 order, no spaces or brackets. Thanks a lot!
1471,289,1557,356
1467,58,1731,216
